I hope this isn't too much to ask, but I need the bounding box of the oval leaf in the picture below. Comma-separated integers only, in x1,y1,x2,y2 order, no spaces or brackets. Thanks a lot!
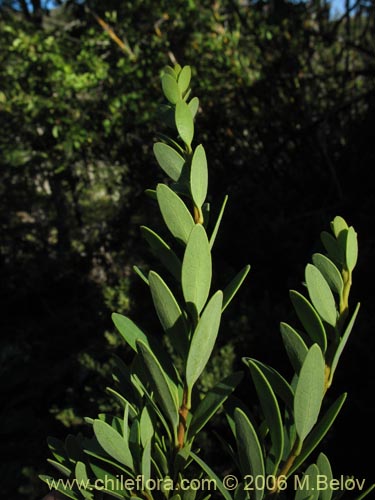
190,144,208,208
289,290,327,352
182,224,212,316
245,359,284,473
295,463,319,500
153,142,185,181
157,183,194,245
188,97,199,119
112,313,149,352
175,100,194,147
178,65,191,95
317,453,333,500
305,264,337,327
186,291,223,391
161,73,181,104
294,344,325,442
93,419,134,470
345,226,358,272
280,322,309,373
312,253,343,296
149,270,189,356
331,215,348,238
234,408,265,500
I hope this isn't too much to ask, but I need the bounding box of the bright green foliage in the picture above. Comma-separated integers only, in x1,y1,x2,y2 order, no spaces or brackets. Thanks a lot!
40,64,371,500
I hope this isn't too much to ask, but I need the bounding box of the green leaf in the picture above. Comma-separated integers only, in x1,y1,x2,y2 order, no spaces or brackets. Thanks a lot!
47,436,69,465
190,451,233,500
139,407,153,448
142,439,151,483
188,372,243,439
290,291,327,352
190,144,208,208
290,393,346,475
75,462,94,499
245,359,284,474
162,73,181,104
182,224,212,316
188,97,199,119
312,253,343,296
149,270,189,356
210,195,228,249
39,475,79,500
157,183,194,245
329,303,360,384
46,458,71,477
246,360,294,409
331,216,348,238
133,265,149,285
175,100,194,147
136,340,179,433
234,408,265,500
93,419,134,470
112,313,149,352
222,265,250,312
186,290,223,393
153,142,185,181
89,460,128,498
178,66,191,95
346,226,358,272
317,453,333,500
280,322,309,373
321,231,344,266
355,484,375,500
295,464,319,500
294,344,325,442
141,226,181,281
305,264,337,327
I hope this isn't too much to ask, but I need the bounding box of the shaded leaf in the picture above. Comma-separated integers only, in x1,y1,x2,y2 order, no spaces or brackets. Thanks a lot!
295,464,319,500
190,452,233,500
136,340,179,433
188,97,199,119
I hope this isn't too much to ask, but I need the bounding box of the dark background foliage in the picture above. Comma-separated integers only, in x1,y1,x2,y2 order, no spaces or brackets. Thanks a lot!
0,1,374,498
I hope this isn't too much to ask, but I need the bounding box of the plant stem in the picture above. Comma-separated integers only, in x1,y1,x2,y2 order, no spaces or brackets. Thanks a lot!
269,438,301,495
177,385,189,449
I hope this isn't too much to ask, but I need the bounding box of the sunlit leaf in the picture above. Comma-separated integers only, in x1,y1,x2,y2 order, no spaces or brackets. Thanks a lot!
175,100,194,147
157,183,194,245
305,264,337,327
294,344,325,442
153,142,185,181
290,291,327,352
190,144,208,208
182,224,212,316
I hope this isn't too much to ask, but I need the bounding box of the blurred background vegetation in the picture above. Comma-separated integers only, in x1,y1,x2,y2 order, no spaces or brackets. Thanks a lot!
0,0,374,498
